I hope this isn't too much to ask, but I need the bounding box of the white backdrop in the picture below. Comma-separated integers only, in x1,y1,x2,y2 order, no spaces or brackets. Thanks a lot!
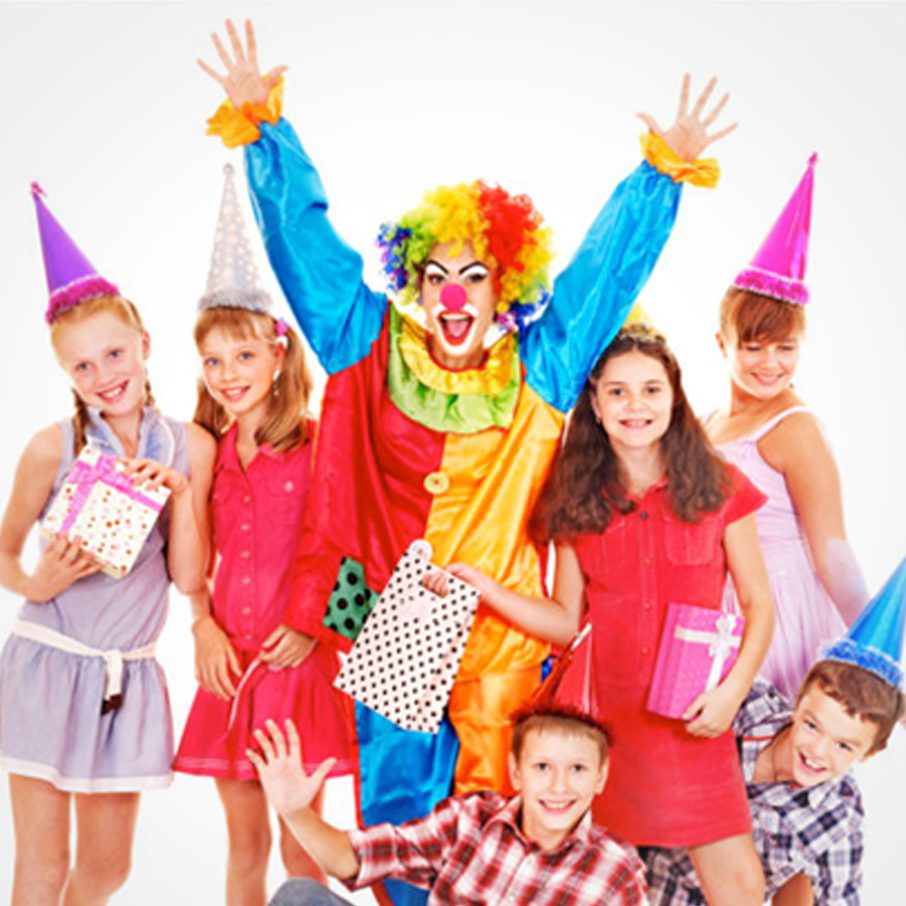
1,2,904,903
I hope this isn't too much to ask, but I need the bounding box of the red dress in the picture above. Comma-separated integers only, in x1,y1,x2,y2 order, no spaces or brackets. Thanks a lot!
175,426,355,780
571,466,766,847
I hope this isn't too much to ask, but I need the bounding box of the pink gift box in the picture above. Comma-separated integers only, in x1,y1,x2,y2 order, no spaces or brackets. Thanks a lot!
41,445,170,579
646,603,745,719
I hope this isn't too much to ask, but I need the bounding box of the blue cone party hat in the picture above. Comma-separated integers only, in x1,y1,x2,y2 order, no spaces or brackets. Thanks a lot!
822,556,906,688
198,163,272,313
32,182,120,324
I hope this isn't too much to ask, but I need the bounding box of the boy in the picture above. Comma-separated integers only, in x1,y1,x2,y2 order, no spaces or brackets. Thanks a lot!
248,706,647,905
645,660,903,904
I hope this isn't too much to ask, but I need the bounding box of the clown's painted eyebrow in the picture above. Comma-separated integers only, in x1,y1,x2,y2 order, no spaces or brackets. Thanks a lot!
424,260,489,276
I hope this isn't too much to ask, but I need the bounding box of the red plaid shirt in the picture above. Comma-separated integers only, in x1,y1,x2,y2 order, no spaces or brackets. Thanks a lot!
345,791,647,905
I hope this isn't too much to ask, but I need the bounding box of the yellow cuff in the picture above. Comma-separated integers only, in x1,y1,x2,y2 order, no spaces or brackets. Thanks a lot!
206,80,284,149
639,132,720,188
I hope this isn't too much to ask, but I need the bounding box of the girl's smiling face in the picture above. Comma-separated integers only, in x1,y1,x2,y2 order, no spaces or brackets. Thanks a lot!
198,326,284,425
590,349,674,456
720,329,802,401
54,310,149,416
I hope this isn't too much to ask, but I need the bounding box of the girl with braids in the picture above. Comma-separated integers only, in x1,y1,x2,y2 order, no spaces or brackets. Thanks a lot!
435,324,775,906
173,165,353,906
0,187,214,905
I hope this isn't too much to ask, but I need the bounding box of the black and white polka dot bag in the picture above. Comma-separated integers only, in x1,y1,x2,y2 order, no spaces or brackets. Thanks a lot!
334,540,480,734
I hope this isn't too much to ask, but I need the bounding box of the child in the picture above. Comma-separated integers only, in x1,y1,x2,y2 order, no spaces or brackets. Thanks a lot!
173,164,354,905
645,555,906,904
441,323,776,905
248,705,647,905
0,186,213,904
705,156,868,700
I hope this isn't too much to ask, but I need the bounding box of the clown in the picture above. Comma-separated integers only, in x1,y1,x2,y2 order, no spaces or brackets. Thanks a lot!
201,19,734,905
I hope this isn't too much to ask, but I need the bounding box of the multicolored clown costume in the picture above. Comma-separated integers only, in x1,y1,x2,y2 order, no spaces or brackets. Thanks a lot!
210,86,716,906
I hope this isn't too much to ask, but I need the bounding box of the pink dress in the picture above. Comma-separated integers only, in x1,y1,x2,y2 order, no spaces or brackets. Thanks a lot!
175,425,354,780
716,406,845,700
571,466,764,847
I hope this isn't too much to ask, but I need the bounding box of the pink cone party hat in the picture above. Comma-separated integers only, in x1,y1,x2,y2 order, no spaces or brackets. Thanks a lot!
199,163,272,312
733,154,817,305
32,182,120,324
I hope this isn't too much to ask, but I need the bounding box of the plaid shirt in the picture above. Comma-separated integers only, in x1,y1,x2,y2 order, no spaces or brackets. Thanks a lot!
345,790,647,905
645,679,864,905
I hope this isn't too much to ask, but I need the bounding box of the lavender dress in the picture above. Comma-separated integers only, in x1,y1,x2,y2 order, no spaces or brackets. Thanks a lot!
0,407,188,792
717,406,845,700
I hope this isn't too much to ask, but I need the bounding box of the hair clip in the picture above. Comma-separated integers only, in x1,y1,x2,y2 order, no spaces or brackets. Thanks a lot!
274,317,290,338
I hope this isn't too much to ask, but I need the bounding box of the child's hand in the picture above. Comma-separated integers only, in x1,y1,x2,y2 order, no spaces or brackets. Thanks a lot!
683,683,742,737
247,718,335,817
25,534,100,602
422,564,499,603
259,625,316,670
192,614,241,699
445,562,502,603
420,569,451,597
120,458,189,495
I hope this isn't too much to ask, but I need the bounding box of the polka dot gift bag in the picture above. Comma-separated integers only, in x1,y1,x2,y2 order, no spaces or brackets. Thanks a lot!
334,540,480,734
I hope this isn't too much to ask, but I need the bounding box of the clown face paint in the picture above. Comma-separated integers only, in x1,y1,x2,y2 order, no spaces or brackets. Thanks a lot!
420,241,500,370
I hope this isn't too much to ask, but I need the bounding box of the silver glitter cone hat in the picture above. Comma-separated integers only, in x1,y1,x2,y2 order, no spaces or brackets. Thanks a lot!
198,163,272,312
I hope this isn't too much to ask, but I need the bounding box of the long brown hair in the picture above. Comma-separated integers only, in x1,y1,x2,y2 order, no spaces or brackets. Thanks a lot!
49,294,155,456
531,325,730,543
193,308,313,452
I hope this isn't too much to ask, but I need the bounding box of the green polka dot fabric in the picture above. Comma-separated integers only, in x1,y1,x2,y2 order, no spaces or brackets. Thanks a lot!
323,557,379,642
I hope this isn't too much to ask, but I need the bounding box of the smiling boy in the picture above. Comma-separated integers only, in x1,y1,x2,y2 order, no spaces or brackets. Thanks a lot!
645,662,903,905
251,706,647,905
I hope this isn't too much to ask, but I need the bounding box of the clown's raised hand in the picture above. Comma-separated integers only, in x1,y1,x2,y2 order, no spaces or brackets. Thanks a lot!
198,18,286,109
638,74,737,162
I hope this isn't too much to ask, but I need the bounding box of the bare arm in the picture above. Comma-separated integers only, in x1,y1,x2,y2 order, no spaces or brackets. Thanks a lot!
772,873,815,906
0,426,99,601
149,423,216,594
439,542,585,647
761,413,868,624
685,514,774,736
248,719,359,880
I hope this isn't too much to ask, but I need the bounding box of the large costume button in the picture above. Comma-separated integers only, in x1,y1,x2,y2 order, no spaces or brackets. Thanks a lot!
423,471,450,495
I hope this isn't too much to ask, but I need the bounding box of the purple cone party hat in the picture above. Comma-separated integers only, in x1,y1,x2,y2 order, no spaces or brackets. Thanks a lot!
822,556,906,688
32,183,120,324
199,163,272,312
733,154,817,306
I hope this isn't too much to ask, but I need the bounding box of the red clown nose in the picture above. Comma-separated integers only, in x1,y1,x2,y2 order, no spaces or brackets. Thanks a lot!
439,283,467,311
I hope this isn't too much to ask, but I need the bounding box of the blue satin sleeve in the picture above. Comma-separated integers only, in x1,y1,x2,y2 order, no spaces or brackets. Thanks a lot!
522,161,682,413
245,119,388,375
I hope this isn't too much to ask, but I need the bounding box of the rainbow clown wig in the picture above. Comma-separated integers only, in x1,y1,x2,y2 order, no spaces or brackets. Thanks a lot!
377,180,555,335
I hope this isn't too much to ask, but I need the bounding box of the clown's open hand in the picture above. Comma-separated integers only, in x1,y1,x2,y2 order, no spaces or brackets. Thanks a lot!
198,18,286,109
638,74,737,162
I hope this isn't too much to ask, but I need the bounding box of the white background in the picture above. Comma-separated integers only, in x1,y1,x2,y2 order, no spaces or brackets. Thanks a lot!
1,1,904,903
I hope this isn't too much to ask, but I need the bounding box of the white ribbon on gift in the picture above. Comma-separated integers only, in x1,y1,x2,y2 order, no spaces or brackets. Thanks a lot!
673,613,741,692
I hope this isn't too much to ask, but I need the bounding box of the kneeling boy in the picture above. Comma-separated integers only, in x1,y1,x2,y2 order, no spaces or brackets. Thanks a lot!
249,705,646,905
645,660,903,904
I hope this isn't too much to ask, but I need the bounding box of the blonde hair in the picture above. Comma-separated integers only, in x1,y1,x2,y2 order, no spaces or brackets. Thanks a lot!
193,308,313,452
49,295,155,456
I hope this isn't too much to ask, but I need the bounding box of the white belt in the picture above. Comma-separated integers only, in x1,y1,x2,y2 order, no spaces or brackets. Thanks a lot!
12,619,157,713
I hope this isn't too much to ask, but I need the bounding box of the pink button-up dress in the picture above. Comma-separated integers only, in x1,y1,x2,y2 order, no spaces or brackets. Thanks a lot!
175,425,354,779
